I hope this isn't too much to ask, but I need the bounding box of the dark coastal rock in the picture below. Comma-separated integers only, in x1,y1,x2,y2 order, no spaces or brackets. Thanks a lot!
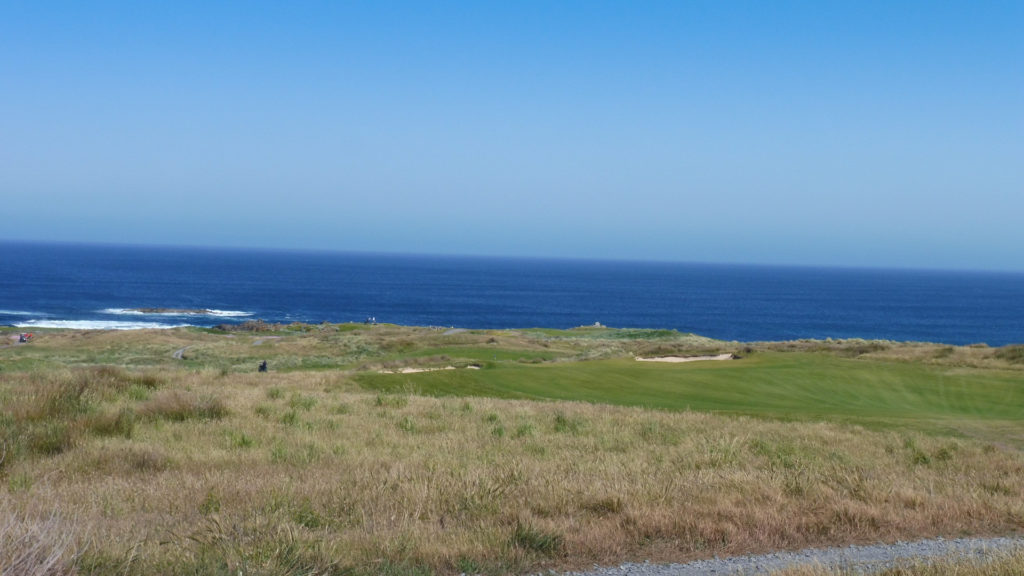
215,319,278,332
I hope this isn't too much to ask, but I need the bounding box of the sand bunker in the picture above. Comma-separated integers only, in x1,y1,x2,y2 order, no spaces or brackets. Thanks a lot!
381,365,481,374
636,353,735,363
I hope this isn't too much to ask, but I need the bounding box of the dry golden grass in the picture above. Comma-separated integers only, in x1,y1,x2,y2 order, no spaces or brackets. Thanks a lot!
0,501,79,576
2,368,1023,575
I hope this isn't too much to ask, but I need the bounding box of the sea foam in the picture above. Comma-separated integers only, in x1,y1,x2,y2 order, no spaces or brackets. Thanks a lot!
101,308,251,317
100,308,145,315
15,320,188,330
206,310,252,317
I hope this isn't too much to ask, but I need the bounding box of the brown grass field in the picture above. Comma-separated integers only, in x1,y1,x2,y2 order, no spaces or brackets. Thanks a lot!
1,325,1022,575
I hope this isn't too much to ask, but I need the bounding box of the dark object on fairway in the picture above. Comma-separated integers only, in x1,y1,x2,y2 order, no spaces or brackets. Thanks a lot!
258,360,268,373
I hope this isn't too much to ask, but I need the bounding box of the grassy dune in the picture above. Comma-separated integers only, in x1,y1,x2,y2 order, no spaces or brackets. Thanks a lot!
1,325,1023,575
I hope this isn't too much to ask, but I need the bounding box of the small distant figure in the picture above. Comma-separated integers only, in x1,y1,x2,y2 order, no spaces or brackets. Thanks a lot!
364,316,377,325
258,360,268,373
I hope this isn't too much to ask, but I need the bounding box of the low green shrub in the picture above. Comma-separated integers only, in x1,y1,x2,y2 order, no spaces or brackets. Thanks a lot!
374,394,408,409
28,422,77,456
553,412,583,435
512,521,562,556
288,393,317,411
994,345,1024,364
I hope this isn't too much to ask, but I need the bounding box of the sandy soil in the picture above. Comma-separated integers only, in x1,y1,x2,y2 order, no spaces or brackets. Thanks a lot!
380,365,481,374
635,353,735,363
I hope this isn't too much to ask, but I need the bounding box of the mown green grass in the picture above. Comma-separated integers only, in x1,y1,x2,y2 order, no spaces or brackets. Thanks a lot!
356,352,1024,435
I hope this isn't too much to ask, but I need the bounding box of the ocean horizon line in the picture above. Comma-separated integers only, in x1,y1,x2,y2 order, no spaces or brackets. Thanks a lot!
3,238,1022,276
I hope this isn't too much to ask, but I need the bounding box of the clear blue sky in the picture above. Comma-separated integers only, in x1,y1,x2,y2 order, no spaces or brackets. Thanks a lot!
2,1,1021,270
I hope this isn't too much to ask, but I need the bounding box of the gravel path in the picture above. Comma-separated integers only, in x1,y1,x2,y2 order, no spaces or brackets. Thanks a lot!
549,536,1024,576
171,346,190,360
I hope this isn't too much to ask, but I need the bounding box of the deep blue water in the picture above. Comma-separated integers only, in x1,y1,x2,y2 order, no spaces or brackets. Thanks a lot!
1,242,1022,345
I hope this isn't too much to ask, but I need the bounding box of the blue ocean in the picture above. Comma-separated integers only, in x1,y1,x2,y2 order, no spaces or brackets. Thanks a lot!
1,241,1022,346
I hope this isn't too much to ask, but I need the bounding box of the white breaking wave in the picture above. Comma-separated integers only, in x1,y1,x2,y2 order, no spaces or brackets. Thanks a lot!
0,310,47,316
206,310,252,317
15,320,188,330
100,308,252,317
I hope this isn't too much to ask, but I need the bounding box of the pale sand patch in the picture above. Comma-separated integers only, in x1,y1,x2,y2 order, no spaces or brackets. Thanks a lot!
381,365,481,374
636,353,735,363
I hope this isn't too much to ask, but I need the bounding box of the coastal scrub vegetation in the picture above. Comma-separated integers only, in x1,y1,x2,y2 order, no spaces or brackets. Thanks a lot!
1,324,1022,575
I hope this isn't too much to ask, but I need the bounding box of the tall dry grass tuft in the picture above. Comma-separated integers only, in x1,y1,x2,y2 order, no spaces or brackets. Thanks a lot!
0,503,81,576
139,390,227,421
1,366,162,423
162,517,346,575
5,374,88,424
84,408,135,439
0,367,165,472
